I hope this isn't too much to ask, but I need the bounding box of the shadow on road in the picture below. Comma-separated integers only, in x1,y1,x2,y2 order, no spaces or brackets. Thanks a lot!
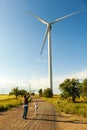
37,113,72,118
27,117,87,124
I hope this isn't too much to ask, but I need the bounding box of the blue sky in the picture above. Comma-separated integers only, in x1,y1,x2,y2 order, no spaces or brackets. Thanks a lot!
0,0,87,94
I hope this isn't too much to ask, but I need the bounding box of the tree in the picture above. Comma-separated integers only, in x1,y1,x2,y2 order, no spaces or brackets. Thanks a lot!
38,89,43,97
59,78,80,102
9,87,19,98
81,78,87,98
18,89,27,97
59,79,71,98
43,88,53,98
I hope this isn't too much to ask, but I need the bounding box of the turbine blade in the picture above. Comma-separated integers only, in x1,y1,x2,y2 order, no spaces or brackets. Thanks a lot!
40,26,49,54
50,11,82,24
26,10,48,25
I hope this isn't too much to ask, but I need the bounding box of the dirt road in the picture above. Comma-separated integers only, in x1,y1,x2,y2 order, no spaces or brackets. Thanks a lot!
0,99,87,130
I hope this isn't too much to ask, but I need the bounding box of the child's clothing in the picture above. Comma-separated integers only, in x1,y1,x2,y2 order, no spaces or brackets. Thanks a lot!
34,100,38,115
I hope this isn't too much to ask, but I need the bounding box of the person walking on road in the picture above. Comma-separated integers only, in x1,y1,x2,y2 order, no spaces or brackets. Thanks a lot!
34,99,38,115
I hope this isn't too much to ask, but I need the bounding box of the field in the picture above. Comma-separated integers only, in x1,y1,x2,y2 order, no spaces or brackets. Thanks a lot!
0,96,87,130
0,94,22,111
43,95,87,118
0,94,87,118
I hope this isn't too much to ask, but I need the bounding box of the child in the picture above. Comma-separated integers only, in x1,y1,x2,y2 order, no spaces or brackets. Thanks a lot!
34,99,38,115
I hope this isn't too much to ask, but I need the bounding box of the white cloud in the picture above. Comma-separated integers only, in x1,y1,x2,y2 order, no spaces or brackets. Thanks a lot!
30,69,87,94
36,58,47,63
0,69,87,94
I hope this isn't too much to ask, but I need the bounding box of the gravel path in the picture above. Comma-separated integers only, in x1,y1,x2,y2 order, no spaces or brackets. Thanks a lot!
0,99,87,130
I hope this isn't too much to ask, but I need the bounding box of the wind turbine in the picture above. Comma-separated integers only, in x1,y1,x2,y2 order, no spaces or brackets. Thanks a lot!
27,10,81,93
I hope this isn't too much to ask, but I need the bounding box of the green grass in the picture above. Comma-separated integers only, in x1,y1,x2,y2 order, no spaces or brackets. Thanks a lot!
1,94,87,118
0,94,22,111
43,95,87,117
0,94,14,99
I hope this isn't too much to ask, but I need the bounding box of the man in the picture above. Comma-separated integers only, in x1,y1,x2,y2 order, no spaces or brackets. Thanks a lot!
23,93,30,119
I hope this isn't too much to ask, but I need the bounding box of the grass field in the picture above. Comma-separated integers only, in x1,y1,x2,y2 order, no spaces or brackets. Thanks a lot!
1,94,87,118
0,94,22,111
43,95,87,117
0,94,15,100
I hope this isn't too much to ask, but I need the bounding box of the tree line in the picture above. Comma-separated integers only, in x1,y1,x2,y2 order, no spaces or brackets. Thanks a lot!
59,78,87,102
9,77,87,103
9,87,53,99
9,87,34,98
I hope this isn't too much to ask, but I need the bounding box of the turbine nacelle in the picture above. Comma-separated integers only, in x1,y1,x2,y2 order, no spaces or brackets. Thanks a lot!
27,10,82,54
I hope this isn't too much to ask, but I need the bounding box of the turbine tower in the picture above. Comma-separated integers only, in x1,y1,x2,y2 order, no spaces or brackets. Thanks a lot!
27,10,81,93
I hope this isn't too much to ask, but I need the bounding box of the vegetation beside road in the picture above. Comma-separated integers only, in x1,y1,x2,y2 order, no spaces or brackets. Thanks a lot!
1,77,87,118
0,94,22,111
1,94,87,118
44,95,87,117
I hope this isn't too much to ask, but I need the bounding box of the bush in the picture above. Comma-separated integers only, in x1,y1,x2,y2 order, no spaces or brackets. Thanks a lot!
38,89,43,97
0,105,8,111
43,88,53,98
